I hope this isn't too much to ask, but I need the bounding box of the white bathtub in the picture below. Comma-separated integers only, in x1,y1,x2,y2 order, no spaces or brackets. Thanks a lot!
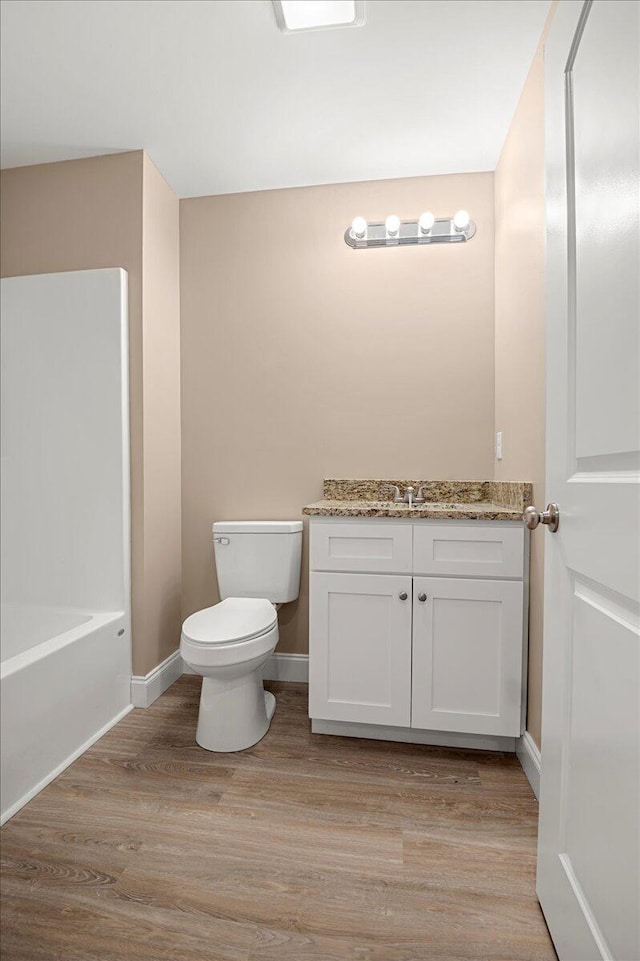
1,270,132,826
0,604,132,824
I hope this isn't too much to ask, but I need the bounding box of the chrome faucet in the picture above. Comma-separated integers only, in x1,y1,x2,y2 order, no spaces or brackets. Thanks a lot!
383,485,404,503
383,484,423,507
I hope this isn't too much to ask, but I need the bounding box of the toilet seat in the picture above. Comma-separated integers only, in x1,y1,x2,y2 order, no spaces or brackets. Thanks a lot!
181,598,277,646
180,597,279,673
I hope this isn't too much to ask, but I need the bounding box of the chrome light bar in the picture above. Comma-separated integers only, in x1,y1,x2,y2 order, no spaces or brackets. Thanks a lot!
344,215,476,249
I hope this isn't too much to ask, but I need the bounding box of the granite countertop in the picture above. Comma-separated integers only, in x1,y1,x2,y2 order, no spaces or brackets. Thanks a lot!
302,479,532,521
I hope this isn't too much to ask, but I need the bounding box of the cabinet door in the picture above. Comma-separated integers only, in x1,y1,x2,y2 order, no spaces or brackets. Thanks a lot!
309,572,412,726
411,577,524,737
310,522,413,574
413,523,524,579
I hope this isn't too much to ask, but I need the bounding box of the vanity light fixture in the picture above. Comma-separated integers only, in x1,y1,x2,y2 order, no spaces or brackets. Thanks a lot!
272,0,365,33
345,212,477,248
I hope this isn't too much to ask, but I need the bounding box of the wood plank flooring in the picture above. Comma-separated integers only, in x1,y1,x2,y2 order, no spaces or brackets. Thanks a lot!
0,678,557,961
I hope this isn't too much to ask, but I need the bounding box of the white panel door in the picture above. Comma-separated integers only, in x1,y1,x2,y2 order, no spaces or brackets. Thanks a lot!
308,572,412,726
411,577,524,736
539,3,640,959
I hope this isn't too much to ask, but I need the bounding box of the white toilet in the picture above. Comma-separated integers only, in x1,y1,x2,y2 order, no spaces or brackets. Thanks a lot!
180,520,303,752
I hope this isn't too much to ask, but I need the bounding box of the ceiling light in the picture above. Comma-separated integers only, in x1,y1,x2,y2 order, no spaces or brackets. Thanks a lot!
272,1,365,33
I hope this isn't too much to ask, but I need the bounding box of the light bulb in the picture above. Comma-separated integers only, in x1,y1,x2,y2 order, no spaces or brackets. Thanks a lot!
453,209,470,231
385,214,400,237
351,216,367,239
418,211,435,234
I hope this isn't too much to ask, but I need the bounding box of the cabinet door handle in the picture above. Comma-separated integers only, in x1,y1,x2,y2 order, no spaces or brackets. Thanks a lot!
418,593,427,602
399,592,408,600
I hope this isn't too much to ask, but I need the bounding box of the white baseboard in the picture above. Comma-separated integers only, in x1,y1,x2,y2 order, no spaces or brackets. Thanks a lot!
131,650,184,708
311,718,516,753
0,704,133,826
262,652,309,682
183,653,309,684
516,730,541,799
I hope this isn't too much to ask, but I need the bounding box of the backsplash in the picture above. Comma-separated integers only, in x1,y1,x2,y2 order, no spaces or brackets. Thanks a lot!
322,478,533,511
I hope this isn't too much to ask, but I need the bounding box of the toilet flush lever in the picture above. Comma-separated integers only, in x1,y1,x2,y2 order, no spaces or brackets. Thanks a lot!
214,536,230,546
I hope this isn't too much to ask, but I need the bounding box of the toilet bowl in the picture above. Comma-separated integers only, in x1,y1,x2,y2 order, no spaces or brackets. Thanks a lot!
181,597,279,752
181,520,303,753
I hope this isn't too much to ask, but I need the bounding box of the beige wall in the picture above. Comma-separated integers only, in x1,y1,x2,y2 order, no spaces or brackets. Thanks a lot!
180,172,496,654
141,155,182,674
494,43,546,748
0,151,182,675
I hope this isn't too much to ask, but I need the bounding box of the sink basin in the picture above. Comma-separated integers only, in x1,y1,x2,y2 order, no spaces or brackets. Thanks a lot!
419,502,468,509
370,500,469,510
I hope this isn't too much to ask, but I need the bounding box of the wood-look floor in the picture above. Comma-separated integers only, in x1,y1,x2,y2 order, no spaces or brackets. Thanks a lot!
0,679,556,961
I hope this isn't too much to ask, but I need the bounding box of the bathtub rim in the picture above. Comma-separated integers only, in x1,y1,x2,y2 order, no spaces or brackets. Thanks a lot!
0,606,133,826
0,609,126,680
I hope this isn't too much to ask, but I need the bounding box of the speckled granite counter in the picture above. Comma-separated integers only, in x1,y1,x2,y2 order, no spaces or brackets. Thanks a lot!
303,479,532,521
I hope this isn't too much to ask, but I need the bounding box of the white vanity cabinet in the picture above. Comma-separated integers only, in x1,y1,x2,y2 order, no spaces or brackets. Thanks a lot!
308,518,528,747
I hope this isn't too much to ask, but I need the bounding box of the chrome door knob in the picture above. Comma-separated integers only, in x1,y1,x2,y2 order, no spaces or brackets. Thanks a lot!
399,592,408,600
523,503,560,533
418,593,427,602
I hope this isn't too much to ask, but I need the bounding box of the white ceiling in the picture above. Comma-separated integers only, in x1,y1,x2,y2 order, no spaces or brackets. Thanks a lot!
0,0,550,198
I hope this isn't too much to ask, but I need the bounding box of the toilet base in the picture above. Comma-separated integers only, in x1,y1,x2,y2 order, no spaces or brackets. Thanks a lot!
195,668,276,753
264,690,276,722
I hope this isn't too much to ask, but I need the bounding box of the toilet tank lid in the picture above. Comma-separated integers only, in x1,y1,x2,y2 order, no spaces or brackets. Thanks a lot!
212,520,303,534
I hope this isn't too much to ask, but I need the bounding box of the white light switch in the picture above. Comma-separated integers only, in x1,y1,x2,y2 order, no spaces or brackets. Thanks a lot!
496,431,503,460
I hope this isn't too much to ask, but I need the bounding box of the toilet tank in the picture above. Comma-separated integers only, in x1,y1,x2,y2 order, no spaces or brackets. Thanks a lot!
212,521,303,603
